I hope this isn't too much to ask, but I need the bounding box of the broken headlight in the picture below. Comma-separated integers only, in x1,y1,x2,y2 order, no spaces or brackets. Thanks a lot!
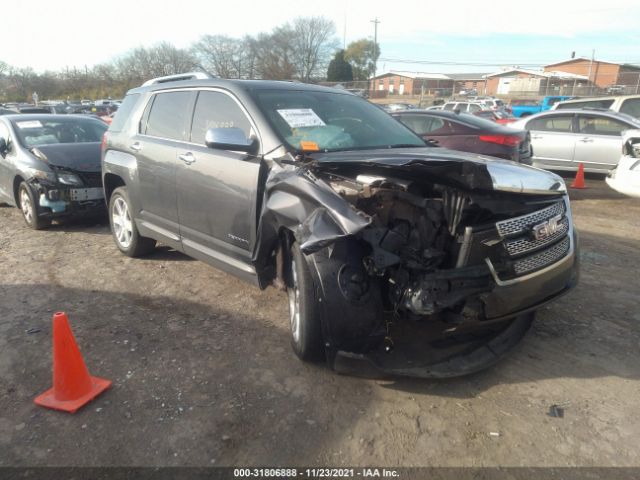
23,167,56,183
57,173,83,186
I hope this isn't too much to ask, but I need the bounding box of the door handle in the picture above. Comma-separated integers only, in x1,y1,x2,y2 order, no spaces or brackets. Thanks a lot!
579,137,594,143
179,152,196,165
129,142,142,152
531,135,543,140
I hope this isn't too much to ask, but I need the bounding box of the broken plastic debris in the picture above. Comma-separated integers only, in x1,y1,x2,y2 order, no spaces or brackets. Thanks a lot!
548,404,565,418
489,432,500,437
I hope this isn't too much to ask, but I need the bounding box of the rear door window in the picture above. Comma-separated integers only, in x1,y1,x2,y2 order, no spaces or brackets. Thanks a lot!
397,115,433,135
426,118,457,135
145,91,193,141
527,115,574,133
577,115,628,136
620,98,640,119
190,90,253,145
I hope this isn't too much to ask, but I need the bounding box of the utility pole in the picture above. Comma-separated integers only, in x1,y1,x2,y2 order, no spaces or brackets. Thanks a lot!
586,49,595,95
370,17,380,87
343,2,348,50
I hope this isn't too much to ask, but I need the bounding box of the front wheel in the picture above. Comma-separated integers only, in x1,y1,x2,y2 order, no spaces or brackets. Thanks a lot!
108,187,156,257
286,241,324,362
18,182,50,230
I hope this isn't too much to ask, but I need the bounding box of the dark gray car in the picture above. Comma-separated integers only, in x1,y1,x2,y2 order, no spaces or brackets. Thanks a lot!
0,114,108,229
102,73,579,378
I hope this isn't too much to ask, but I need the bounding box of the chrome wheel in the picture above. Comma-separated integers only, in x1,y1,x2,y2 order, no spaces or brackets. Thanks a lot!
20,188,33,224
288,258,301,343
112,196,133,248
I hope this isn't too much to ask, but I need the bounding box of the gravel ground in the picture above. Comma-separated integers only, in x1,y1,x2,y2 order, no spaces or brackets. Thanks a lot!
0,177,638,467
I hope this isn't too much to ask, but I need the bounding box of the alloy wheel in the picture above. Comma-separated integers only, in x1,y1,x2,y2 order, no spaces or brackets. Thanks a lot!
112,196,133,248
288,259,301,343
20,188,33,224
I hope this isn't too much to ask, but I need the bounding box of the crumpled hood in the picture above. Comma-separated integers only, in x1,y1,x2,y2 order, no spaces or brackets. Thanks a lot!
32,143,101,172
308,147,566,195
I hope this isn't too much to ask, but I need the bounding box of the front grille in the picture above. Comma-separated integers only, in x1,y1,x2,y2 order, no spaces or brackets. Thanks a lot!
503,217,569,256
512,236,571,275
496,202,565,238
492,199,572,279
78,172,102,188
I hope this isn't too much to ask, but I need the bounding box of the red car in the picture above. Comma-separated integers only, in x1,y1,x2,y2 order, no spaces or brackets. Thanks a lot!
393,110,531,164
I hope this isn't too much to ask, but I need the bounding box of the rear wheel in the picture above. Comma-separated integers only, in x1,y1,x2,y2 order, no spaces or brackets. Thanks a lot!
109,187,156,257
286,241,324,362
18,182,50,230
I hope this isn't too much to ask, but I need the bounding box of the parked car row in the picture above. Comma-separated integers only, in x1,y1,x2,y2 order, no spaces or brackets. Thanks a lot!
1,73,580,379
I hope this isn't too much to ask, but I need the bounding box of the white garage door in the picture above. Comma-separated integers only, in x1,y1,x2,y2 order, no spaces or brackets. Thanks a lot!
497,77,514,95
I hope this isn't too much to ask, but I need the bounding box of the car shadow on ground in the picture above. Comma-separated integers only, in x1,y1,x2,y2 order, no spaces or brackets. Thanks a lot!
138,245,196,262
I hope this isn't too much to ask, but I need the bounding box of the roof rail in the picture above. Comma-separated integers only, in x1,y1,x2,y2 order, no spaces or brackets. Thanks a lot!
141,71,214,87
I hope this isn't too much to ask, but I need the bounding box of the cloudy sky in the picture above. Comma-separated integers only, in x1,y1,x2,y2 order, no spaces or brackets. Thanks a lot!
4,0,640,74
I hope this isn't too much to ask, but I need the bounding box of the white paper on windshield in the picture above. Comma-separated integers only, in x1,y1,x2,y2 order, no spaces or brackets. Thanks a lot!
277,109,325,128
16,120,43,129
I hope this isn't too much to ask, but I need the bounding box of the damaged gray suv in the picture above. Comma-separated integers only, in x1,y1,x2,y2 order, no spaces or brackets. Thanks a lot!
102,72,579,378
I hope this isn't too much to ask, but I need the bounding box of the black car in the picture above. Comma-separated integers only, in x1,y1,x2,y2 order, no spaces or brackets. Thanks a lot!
102,73,578,378
392,110,532,164
0,114,108,229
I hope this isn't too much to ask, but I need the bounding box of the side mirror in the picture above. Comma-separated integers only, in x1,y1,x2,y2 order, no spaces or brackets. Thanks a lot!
205,128,258,154
0,137,7,155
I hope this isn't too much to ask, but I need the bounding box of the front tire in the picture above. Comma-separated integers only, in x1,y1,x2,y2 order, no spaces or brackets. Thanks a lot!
108,187,156,257
18,182,50,230
286,241,324,362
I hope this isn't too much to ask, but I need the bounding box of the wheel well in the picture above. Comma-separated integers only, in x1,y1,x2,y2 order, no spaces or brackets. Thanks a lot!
103,173,125,203
13,176,25,205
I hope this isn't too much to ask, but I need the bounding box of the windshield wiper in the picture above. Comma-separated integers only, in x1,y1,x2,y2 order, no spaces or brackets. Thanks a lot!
386,144,424,149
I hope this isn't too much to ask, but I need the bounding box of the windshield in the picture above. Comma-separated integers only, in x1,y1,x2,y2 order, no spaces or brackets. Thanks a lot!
251,90,425,152
12,117,108,147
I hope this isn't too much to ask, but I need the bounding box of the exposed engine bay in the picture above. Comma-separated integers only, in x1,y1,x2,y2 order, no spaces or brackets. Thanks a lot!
319,170,561,322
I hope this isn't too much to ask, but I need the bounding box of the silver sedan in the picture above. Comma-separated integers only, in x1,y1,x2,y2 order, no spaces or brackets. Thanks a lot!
509,109,640,173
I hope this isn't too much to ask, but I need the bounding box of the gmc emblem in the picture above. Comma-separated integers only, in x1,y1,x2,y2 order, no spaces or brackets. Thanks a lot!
532,214,562,241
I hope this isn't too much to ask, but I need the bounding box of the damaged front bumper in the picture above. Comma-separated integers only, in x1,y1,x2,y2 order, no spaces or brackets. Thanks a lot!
30,181,106,219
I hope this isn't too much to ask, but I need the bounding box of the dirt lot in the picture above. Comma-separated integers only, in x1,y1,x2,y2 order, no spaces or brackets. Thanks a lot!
0,178,639,468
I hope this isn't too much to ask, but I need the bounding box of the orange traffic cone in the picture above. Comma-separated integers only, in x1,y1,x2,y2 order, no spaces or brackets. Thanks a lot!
34,312,111,413
570,163,586,189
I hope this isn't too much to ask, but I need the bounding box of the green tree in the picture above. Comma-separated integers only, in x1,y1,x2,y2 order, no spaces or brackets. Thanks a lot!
327,50,353,82
344,39,380,81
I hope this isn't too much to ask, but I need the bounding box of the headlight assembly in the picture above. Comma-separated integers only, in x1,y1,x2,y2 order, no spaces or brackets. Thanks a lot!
57,173,83,186
23,167,57,183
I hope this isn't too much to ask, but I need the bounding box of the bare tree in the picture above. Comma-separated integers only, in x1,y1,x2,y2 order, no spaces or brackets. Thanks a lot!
291,16,337,81
252,27,297,80
192,35,244,78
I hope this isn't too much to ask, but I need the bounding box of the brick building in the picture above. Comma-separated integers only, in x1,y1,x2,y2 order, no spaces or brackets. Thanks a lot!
369,72,453,95
544,58,640,89
446,73,490,95
484,69,588,96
